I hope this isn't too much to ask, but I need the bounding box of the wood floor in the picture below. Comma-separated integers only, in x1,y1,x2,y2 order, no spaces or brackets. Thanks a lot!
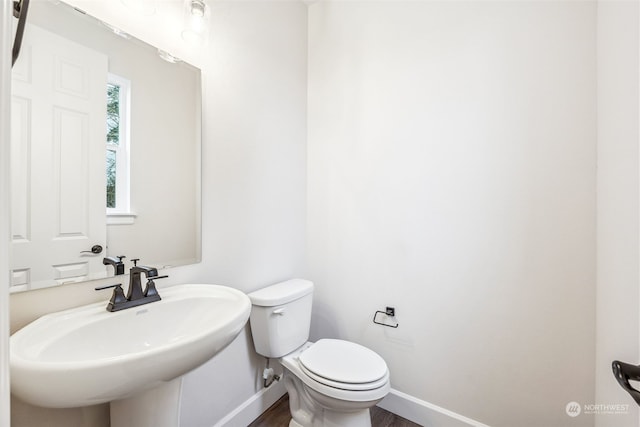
248,395,422,427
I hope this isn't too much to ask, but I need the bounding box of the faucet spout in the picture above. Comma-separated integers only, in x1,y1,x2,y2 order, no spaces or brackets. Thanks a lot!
128,265,158,301
103,255,126,275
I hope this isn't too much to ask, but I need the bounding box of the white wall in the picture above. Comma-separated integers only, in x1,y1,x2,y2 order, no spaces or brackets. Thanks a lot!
179,1,307,424
9,1,307,426
596,1,640,426
307,2,597,426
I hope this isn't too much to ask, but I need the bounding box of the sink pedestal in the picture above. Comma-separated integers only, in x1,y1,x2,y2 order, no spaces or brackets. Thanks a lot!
110,378,183,427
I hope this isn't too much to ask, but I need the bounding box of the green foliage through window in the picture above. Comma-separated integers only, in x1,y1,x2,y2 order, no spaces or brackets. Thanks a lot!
106,150,116,208
106,83,120,208
107,84,120,146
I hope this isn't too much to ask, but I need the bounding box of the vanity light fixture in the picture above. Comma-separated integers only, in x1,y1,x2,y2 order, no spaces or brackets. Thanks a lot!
181,0,209,44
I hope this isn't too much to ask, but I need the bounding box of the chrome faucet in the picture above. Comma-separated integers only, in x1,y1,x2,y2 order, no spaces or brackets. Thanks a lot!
95,258,168,312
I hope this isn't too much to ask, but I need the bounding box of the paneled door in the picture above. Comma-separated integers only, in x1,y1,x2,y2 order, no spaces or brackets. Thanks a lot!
11,23,108,291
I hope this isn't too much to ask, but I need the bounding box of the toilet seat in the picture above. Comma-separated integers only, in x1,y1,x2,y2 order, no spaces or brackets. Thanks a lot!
298,339,389,391
281,341,391,403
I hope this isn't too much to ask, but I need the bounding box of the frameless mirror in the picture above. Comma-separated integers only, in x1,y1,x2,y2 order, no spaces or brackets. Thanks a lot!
10,0,201,292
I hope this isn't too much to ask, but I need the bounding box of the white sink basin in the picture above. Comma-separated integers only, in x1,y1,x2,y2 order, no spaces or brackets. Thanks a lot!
10,284,251,408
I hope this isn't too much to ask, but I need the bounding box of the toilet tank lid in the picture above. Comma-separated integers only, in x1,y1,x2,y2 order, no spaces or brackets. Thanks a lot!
248,279,314,306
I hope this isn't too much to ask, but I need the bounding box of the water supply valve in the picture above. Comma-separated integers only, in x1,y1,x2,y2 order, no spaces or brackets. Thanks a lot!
263,367,274,380
262,360,280,388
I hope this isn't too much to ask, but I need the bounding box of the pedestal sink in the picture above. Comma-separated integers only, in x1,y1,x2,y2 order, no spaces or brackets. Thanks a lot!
10,284,251,426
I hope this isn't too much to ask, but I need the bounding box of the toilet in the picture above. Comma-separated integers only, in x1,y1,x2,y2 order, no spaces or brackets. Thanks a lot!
248,279,390,427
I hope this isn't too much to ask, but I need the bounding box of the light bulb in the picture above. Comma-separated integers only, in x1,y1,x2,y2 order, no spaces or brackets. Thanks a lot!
181,0,208,44
190,0,205,17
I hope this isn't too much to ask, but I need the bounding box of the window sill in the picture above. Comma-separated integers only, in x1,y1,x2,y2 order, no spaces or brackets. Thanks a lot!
107,212,137,225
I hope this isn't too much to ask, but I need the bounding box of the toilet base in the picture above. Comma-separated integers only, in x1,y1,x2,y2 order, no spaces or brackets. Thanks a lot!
323,408,372,427
287,404,372,427
284,371,376,427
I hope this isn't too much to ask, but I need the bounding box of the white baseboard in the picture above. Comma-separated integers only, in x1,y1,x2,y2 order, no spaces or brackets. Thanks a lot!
212,380,286,427
212,383,489,427
377,388,491,427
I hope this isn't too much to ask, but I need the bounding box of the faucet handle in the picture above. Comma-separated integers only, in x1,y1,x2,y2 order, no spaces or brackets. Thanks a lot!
131,258,139,266
146,275,168,281
95,283,122,291
95,284,127,312
117,255,126,262
144,275,167,299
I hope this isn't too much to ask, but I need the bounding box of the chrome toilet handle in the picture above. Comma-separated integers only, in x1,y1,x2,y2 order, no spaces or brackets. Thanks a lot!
273,308,286,316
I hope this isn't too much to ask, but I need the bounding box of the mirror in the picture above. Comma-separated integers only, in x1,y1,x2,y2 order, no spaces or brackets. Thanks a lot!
10,0,201,292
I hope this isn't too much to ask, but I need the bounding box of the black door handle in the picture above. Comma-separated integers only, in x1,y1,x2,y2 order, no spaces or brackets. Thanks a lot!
81,244,103,255
12,0,30,67
612,360,640,406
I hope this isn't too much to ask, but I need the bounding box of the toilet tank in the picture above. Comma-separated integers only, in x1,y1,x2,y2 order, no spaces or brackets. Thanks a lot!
248,279,314,358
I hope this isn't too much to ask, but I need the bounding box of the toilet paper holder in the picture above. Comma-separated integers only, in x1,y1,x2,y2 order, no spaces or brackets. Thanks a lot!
373,307,399,328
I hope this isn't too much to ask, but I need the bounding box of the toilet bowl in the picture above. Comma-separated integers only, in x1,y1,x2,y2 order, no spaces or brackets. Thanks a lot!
248,279,390,427
281,340,390,427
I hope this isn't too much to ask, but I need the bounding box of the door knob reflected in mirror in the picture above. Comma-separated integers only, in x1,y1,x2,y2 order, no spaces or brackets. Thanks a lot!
81,245,103,255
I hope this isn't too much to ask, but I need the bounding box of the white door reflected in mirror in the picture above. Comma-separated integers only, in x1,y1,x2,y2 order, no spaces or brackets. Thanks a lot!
11,24,108,290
